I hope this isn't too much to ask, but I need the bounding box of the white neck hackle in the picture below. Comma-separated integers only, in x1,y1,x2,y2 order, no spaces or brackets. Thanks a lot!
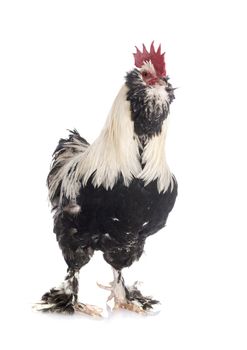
59,84,173,201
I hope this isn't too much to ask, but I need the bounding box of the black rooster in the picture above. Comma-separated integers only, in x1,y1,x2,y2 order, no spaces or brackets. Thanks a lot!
36,42,177,315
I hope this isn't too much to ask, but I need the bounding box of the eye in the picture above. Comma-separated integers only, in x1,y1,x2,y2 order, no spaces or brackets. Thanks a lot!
142,71,149,78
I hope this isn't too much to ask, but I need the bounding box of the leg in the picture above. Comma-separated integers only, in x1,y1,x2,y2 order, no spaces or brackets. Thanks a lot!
37,268,79,314
34,233,102,316
35,245,102,316
35,208,103,316
98,268,159,313
100,238,159,313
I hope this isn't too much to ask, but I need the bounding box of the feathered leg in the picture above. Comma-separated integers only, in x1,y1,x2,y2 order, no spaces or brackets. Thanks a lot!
34,206,104,316
98,268,159,314
35,268,79,314
34,242,102,316
35,267,102,316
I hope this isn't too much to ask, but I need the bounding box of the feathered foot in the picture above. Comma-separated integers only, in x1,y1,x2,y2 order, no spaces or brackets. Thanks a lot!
120,282,159,312
34,287,77,314
34,270,103,317
34,293,102,317
98,270,160,314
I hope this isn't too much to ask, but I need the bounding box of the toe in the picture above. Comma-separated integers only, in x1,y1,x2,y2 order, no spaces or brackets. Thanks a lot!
75,303,104,317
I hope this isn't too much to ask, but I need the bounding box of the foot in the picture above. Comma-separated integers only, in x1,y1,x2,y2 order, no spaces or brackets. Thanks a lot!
34,287,103,316
74,302,103,317
98,270,160,314
122,282,160,312
34,287,76,314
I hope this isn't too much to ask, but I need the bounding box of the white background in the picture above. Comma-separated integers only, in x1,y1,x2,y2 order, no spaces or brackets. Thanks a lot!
0,0,246,349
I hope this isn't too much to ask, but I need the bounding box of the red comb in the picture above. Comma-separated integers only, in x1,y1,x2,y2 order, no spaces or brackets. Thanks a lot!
133,41,166,77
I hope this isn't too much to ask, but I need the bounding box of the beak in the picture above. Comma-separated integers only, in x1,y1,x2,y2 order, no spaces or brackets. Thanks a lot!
148,77,159,85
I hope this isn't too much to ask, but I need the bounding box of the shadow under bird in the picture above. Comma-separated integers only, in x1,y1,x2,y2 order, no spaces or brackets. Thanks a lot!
35,42,178,316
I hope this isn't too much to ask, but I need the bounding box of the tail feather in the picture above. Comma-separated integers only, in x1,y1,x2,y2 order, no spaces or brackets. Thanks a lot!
47,129,89,208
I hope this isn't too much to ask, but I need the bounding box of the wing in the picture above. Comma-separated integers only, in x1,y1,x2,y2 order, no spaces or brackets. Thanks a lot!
47,129,89,209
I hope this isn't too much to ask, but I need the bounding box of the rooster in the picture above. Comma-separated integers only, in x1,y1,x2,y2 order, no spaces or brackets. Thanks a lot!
35,42,177,315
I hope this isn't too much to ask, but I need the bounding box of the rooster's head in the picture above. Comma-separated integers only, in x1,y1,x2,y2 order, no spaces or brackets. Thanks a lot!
125,42,175,140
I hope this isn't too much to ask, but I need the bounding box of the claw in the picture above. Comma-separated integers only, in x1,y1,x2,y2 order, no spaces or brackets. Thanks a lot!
97,282,112,291
75,303,104,317
97,282,115,304
115,302,146,314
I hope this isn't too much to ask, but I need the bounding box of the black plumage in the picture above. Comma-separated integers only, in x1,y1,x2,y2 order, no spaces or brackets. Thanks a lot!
35,42,178,315
55,175,177,272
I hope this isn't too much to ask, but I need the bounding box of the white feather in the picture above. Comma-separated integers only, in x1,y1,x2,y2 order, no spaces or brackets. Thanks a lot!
50,83,173,204
60,85,141,200
138,120,174,193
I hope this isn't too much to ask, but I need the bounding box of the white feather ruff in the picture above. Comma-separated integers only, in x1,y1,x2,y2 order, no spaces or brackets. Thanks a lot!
138,121,174,192
49,84,173,204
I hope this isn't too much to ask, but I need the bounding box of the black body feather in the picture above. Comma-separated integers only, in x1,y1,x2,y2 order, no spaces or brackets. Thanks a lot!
55,176,177,271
